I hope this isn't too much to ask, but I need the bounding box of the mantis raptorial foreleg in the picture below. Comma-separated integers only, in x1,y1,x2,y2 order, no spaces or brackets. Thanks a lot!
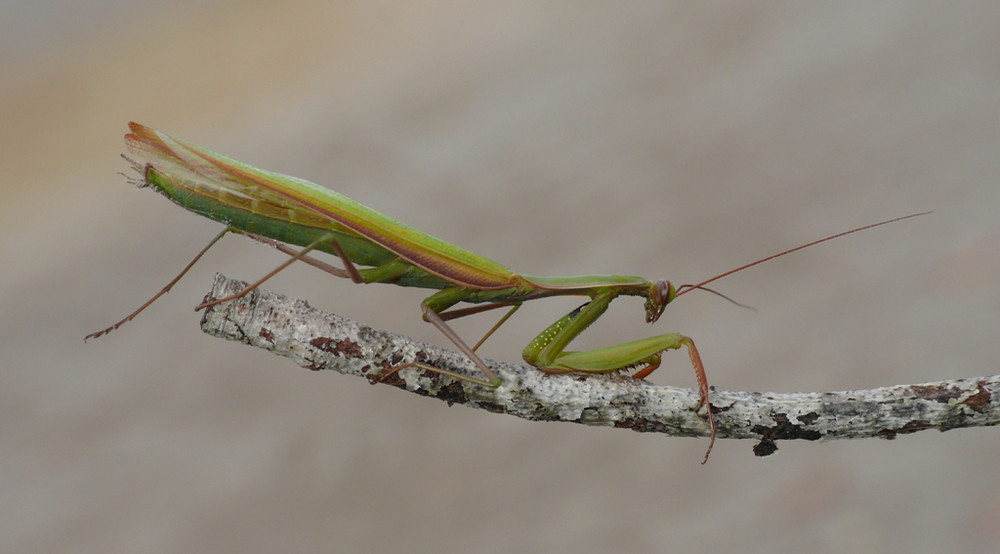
521,289,716,459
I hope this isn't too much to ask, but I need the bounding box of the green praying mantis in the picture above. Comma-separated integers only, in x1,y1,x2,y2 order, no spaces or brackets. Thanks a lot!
88,122,928,461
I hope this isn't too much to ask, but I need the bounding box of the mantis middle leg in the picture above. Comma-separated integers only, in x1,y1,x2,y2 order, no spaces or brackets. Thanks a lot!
373,287,523,388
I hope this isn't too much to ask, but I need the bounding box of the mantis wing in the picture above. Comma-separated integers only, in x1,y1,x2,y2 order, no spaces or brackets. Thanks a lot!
126,122,519,290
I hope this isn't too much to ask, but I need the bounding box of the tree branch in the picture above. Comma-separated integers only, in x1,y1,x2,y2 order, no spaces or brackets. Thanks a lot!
200,274,999,457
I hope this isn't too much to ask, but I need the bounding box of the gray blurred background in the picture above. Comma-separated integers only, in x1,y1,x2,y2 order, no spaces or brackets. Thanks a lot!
4,2,999,551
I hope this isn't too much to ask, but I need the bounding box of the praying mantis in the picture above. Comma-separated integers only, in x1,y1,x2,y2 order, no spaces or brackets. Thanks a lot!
89,122,928,461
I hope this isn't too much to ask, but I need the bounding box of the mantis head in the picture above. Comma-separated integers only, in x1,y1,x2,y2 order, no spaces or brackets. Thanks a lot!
645,280,676,323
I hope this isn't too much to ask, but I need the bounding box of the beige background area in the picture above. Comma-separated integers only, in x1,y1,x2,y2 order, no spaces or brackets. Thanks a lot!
4,2,999,551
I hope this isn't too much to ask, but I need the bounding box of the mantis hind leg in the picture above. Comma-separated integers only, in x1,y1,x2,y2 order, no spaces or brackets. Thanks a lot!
85,226,235,340
203,236,507,388
196,232,347,310
244,232,360,282
88,228,371,338
197,231,422,310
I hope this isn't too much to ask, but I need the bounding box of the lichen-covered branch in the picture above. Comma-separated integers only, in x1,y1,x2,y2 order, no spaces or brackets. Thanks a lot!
200,274,999,457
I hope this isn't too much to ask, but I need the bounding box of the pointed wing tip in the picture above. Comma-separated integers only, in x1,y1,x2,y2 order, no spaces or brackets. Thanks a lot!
124,131,150,155
127,121,155,138
123,122,175,162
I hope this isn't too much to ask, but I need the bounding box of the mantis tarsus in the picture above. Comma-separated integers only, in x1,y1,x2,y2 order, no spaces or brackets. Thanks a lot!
88,122,929,462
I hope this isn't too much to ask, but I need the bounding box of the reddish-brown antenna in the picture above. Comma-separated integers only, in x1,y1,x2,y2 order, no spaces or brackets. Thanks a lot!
675,212,931,297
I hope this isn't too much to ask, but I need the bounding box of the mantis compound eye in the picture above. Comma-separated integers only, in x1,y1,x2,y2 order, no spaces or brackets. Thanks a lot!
656,280,677,304
645,280,673,323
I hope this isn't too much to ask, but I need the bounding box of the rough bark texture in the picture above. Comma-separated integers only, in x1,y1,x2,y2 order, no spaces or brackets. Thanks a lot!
201,274,999,456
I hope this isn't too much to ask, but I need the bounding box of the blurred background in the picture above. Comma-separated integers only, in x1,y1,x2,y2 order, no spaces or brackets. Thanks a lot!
3,1,999,551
